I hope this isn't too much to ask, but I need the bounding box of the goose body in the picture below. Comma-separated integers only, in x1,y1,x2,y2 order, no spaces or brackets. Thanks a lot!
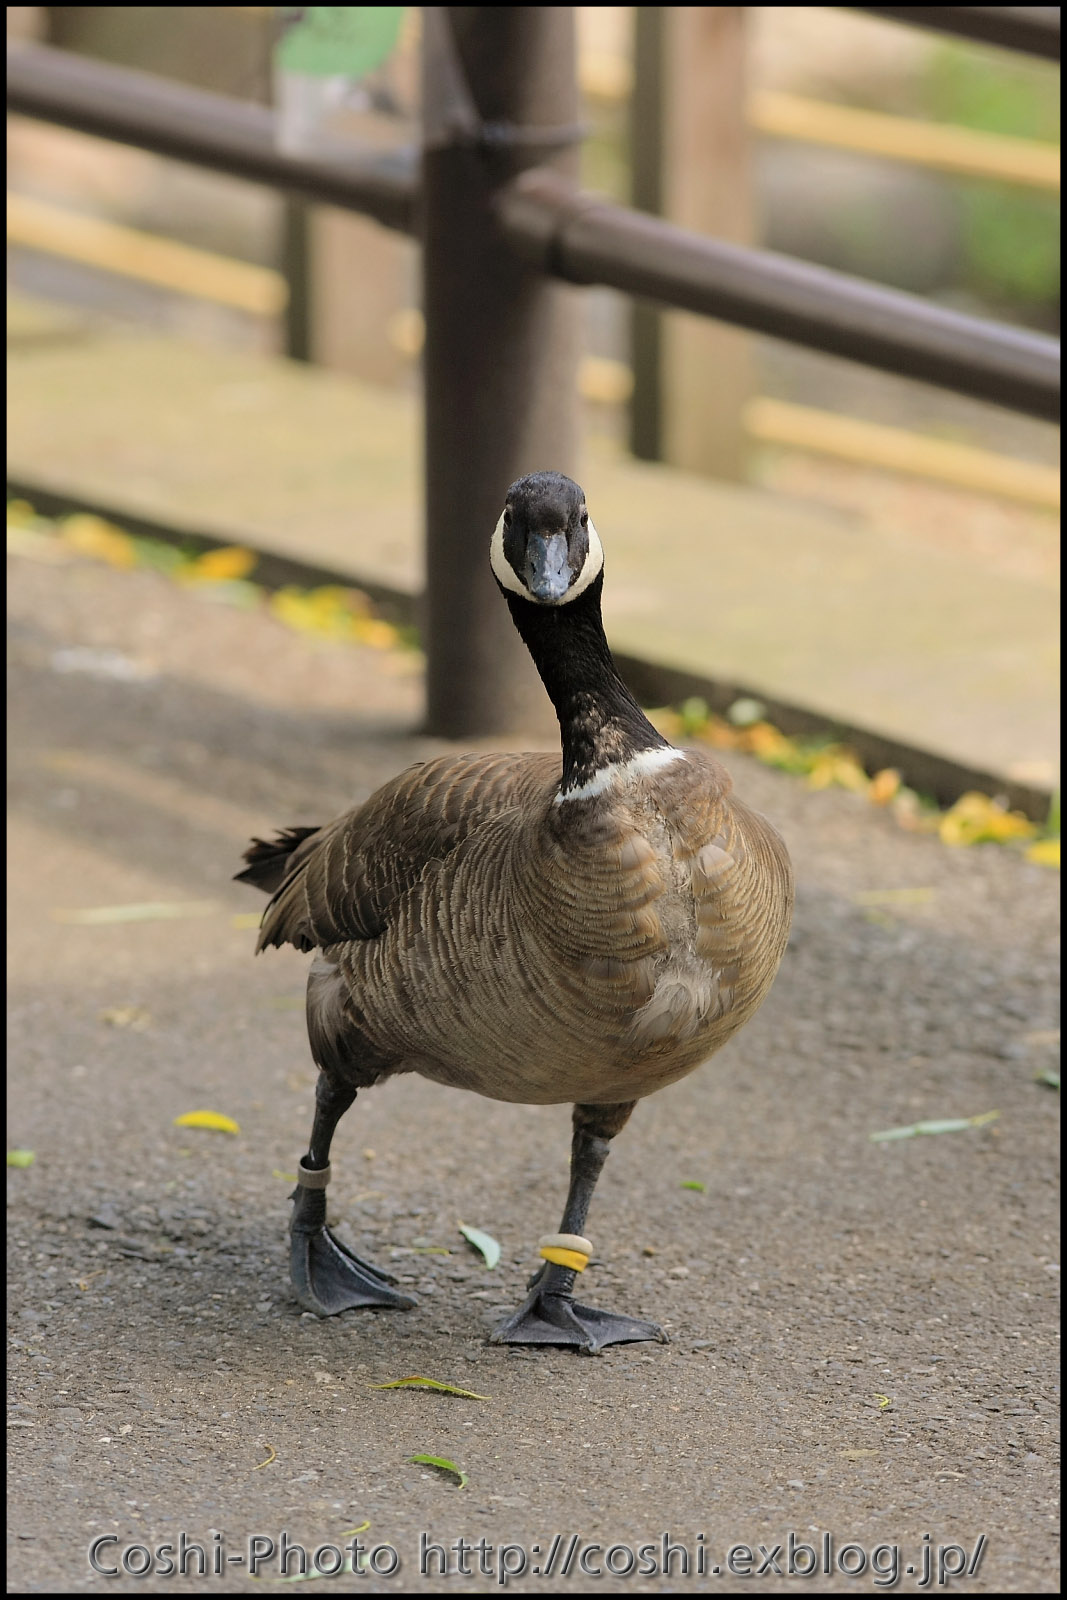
239,471,793,1350
257,747,790,1107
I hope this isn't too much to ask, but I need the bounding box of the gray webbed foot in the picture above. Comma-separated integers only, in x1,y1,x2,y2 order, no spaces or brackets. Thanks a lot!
290,1178,415,1317
490,1263,666,1354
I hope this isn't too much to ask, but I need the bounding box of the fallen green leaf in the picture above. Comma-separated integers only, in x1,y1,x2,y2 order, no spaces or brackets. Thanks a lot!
232,911,264,929
272,1557,357,1584
874,1393,892,1410
127,536,187,574
370,1375,489,1400
273,1169,299,1182
7,1149,36,1169
458,1222,501,1269
53,900,220,925
680,1180,706,1192
409,1453,469,1489
1036,1069,1059,1089
726,696,766,727
677,696,710,736
854,887,935,907
870,1110,999,1142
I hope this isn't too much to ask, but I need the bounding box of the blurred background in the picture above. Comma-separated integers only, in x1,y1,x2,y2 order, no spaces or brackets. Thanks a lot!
8,7,1059,525
6,5,1060,801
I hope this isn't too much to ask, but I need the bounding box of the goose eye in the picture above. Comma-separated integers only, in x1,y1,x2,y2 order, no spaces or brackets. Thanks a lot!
579,511,588,527
503,509,512,528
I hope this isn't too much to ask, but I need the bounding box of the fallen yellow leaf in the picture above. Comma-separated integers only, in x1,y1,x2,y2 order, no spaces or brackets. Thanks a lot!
173,1110,241,1135
99,1005,152,1030
181,545,258,583
353,617,400,650
809,753,869,794
1026,838,1060,868
741,722,793,762
938,792,1036,846
59,514,137,569
6,499,37,526
868,768,902,806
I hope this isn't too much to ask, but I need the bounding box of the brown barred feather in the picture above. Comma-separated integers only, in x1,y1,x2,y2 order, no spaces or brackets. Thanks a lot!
248,746,793,1108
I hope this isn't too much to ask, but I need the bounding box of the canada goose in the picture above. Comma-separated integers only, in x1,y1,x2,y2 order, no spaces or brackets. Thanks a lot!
237,471,794,1352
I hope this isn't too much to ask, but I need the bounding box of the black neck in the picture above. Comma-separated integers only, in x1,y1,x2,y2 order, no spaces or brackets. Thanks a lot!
505,572,669,794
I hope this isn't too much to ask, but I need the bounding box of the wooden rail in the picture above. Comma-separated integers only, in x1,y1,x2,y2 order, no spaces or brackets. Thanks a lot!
744,398,1060,509
7,191,289,316
747,91,1060,192
10,196,1054,508
579,67,1059,192
7,23,1062,738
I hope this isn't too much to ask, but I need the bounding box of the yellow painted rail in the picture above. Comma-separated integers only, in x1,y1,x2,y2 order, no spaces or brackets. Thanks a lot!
578,56,1059,192
745,396,1060,510
748,91,1060,193
7,191,288,316
8,192,1056,508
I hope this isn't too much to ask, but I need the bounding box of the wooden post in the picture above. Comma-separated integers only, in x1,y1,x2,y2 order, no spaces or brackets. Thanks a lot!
280,199,311,361
309,208,415,384
421,7,580,737
630,6,755,481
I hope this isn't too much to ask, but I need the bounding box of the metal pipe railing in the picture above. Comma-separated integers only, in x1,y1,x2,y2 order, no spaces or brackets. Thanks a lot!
7,22,1063,745
854,7,1061,60
6,42,418,233
420,6,581,737
9,41,1059,426
498,169,1060,424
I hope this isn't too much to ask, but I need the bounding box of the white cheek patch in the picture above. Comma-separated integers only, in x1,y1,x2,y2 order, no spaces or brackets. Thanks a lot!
490,511,532,599
490,513,605,606
565,519,604,602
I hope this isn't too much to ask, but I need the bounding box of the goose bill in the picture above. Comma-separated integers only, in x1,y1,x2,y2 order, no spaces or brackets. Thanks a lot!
525,532,571,603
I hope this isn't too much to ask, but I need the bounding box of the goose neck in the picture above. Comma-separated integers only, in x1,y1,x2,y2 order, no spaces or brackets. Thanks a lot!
506,577,670,796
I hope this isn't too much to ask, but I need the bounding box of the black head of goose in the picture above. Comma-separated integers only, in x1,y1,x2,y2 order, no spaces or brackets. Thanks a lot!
237,470,794,1351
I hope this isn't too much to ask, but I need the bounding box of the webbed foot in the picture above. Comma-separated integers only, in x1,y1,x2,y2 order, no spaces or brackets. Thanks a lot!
489,1265,666,1354
290,1171,415,1317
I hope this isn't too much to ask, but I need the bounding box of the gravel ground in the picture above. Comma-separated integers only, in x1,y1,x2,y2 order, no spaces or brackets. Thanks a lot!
7,548,1060,1593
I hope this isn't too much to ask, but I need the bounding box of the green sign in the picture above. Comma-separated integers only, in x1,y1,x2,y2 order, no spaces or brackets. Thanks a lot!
276,7,406,79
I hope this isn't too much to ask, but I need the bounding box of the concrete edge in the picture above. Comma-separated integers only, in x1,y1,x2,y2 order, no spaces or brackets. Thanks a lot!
7,472,1053,823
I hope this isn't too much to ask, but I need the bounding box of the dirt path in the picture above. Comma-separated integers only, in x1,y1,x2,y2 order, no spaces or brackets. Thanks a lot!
7,549,1059,1592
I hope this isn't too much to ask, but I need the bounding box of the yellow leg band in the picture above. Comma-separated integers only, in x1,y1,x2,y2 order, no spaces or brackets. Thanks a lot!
539,1246,590,1272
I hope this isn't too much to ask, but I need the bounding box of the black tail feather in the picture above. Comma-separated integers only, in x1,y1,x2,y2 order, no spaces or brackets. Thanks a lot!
235,825,321,894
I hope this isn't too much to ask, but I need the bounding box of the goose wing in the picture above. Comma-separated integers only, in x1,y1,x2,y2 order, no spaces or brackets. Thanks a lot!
255,752,559,953
680,755,794,1024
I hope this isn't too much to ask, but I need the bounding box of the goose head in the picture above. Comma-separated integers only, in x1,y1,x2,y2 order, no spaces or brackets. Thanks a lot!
490,471,604,606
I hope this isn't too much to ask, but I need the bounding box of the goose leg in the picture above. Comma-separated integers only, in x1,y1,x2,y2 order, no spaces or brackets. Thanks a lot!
290,1074,416,1316
491,1101,667,1354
